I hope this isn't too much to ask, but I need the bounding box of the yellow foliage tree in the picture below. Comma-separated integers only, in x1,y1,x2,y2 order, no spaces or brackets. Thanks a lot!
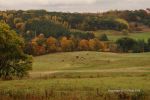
46,36,58,52
89,39,97,51
60,37,73,51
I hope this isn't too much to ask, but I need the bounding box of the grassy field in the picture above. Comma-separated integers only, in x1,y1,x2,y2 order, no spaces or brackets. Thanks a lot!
32,51,150,71
0,51,150,100
94,30,150,41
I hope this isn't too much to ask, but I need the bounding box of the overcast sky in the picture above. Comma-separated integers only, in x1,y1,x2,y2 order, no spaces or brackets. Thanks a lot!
0,0,149,12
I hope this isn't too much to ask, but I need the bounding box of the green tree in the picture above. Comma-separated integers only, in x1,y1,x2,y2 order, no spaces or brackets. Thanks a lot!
0,22,32,80
132,40,145,53
25,18,69,38
115,18,129,31
98,34,109,41
116,37,136,52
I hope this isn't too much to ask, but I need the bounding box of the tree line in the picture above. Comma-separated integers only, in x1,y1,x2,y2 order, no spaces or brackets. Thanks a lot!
0,9,149,39
24,33,110,56
0,9,149,43
0,9,138,39
24,32,150,56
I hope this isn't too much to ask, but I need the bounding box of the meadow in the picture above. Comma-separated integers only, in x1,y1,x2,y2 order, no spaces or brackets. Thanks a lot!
0,51,150,100
32,51,150,71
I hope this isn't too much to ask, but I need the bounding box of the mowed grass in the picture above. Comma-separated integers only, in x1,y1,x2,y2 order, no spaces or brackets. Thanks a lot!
32,51,150,71
94,30,150,41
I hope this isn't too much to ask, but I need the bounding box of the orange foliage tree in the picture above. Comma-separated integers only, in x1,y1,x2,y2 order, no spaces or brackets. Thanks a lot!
78,39,89,51
60,37,74,51
30,34,46,55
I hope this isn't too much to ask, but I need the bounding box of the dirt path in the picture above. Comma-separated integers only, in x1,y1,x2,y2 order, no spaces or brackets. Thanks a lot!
29,66,150,77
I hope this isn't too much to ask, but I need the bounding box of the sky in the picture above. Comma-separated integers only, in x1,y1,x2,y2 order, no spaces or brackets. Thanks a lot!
0,0,149,12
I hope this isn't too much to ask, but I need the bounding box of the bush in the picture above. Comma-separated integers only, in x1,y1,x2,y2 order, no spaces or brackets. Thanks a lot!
98,34,109,41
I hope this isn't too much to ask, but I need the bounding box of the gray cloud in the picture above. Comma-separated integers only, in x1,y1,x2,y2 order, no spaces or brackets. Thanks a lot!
0,0,149,12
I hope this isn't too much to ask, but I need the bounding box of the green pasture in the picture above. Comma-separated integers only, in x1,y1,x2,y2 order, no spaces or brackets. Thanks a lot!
32,51,150,71
94,30,150,41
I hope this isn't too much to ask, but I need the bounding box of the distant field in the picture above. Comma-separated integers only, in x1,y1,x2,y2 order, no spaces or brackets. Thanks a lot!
94,30,150,41
32,51,150,72
0,51,150,100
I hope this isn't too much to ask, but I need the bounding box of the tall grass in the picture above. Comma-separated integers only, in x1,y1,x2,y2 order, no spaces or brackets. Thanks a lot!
0,89,149,100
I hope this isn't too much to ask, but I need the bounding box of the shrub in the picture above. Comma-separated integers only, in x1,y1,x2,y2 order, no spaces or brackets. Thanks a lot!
98,34,109,41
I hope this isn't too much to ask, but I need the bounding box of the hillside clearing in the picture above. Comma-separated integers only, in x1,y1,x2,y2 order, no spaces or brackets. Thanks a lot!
94,30,150,41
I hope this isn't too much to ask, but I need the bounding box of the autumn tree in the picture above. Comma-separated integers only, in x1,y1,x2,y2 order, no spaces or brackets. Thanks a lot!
15,22,25,32
78,39,89,51
46,36,58,52
0,22,32,80
36,34,46,46
30,34,46,55
60,37,73,51
89,39,97,51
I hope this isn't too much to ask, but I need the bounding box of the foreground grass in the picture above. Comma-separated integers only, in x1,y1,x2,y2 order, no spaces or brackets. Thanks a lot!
1,68,150,92
0,74,150,100
0,74,150,92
